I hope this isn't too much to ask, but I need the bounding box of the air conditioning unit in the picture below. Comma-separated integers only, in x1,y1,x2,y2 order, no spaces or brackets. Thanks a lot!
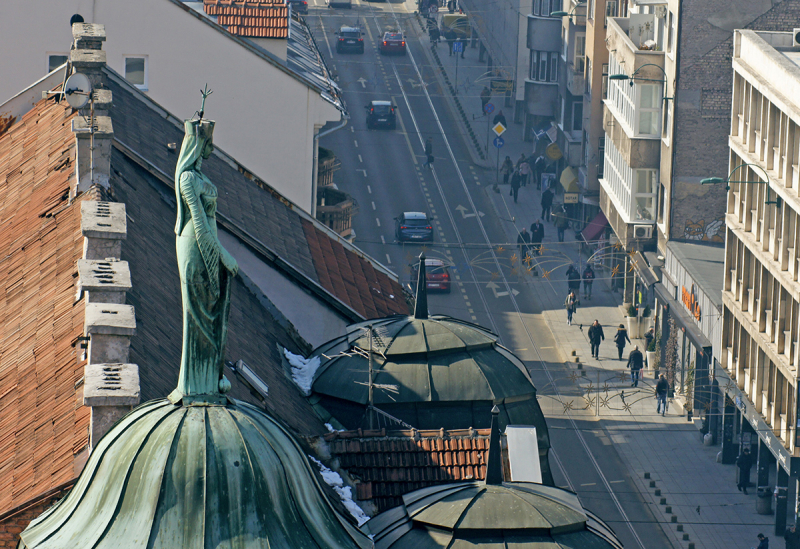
794,28,800,47
634,225,653,239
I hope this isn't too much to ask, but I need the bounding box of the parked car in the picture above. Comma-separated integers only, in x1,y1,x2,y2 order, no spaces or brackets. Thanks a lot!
379,31,406,55
336,26,365,53
365,100,397,129
328,0,352,8
411,258,452,293
395,212,433,242
287,0,308,14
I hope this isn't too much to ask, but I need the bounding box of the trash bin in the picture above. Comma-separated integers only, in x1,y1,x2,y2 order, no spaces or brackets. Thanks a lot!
756,487,773,515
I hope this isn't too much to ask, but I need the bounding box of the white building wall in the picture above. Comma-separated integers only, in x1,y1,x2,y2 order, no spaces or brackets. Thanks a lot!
0,0,341,215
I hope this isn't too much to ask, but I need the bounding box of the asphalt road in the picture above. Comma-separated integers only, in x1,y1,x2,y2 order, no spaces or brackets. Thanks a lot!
311,1,673,546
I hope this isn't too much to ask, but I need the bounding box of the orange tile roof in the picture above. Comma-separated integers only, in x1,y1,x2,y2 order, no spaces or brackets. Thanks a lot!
0,97,89,515
204,0,289,38
324,428,495,512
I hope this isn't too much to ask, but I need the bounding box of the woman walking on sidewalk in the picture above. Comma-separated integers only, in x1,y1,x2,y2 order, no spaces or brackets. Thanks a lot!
564,290,578,326
613,323,630,360
500,156,513,185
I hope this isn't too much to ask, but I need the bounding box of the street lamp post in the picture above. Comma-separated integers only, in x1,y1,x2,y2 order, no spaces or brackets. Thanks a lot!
608,64,674,102
701,162,780,207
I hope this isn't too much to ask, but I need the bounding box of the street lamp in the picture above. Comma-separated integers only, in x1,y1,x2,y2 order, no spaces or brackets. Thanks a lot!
609,63,674,101
551,1,586,21
701,162,780,207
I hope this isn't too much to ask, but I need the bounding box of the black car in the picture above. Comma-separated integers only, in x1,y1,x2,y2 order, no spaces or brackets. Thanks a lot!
365,100,397,129
395,212,434,242
287,0,308,14
335,26,364,53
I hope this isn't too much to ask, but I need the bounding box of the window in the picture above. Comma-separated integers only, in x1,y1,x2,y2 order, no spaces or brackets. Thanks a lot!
601,63,609,99
635,170,657,221
638,84,661,135
559,94,565,127
588,0,595,20
597,135,605,178
574,33,586,73
667,11,675,53
124,55,148,90
529,51,558,82
662,99,672,139
657,183,666,224
585,57,592,95
571,101,583,132
604,0,617,26
47,54,68,73
533,0,557,16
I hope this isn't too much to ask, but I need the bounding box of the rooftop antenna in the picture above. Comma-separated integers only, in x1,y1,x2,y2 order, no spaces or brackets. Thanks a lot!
485,405,503,485
196,84,213,120
413,252,428,320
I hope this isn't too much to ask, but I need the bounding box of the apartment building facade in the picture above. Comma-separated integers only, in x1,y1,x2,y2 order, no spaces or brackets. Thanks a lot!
721,29,800,532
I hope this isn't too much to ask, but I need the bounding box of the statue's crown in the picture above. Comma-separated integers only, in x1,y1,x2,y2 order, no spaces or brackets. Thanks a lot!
184,119,215,140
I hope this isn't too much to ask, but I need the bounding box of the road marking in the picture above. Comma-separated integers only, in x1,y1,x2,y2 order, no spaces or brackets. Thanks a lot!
468,309,474,313
471,316,478,321
357,77,367,88
393,95,417,165
358,154,363,163
465,302,471,307
386,254,391,264
354,140,358,147
317,15,333,57
367,185,372,194
580,483,597,487
609,480,625,484
540,346,554,349
358,169,367,177
371,201,376,210
350,126,354,133
454,205,485,219
486,281,520,298
375,218,381,226
380,235,385,244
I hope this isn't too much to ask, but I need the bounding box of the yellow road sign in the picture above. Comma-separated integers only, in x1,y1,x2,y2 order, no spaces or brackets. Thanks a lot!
492,122,506,137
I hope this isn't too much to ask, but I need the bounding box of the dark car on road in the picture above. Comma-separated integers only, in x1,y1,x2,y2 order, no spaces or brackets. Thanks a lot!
328,0,352,8
411,258,452,293
379,31,406,55
395,212,434,242
336,26,365,53
287,0,308,14
365,100,397,129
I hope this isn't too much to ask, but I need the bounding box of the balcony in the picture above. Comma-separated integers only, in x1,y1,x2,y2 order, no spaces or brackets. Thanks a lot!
566,61,585,96
605,16,665,81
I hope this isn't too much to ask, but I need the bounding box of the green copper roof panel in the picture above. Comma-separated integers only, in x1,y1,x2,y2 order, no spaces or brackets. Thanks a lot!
455,488,550,530
384,320,430,355
374,360,432,403
410,485,481,529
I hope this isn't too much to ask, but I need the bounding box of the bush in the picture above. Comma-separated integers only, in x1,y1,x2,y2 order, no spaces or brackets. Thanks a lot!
627,304,638,317
642,305,652,317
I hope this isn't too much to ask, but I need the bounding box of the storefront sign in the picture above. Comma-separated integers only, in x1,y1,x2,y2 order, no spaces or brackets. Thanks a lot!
564,193,579,204
681,285,701,321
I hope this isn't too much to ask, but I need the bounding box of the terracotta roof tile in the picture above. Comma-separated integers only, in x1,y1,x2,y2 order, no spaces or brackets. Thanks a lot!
0,97,88,515
204,0,289,37
324,428,493,513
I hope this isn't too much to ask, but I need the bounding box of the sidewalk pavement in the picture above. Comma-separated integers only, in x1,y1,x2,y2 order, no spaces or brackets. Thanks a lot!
414,16,785,549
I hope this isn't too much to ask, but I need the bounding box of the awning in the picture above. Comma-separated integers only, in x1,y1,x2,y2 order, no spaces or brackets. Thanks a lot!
559,167,580,193
632,251,659,287
581,212,607,242
653,282,713,351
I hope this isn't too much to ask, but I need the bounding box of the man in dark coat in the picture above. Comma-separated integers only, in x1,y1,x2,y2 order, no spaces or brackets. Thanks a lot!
582,265,595,300
656,374,669,415
541,187,554,222
517,227,531,259
566,265,581,292
492,110,507,127
510,168,521,203
784,525,800,549
588,320,604,359
530,219,544,255
736,447,753,494
756,533,769,549
627,345,644,387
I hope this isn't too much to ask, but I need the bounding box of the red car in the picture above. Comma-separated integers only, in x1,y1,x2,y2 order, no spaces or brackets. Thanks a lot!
411,258,451,293
379,32,406,55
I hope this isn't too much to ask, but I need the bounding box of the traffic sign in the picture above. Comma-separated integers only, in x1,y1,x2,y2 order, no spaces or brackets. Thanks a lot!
452,41,463,53
484,102,494,114
492,122,507,137
493,136,504,148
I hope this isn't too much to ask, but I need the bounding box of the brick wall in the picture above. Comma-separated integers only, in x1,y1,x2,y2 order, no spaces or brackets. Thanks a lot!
0,486,72,548
670,0,800,242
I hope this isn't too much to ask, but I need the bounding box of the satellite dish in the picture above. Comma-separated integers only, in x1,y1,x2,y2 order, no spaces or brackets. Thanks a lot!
64,72,92,109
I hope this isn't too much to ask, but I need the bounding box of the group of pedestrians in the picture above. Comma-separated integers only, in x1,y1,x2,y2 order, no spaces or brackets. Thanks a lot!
502,153,549,204
516,219,546,262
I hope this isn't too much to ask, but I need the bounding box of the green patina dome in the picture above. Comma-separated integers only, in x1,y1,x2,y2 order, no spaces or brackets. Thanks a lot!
19,399,372,549
367,482,623,548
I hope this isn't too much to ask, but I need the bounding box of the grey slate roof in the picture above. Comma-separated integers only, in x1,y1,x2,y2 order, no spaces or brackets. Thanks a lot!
666,241,725,308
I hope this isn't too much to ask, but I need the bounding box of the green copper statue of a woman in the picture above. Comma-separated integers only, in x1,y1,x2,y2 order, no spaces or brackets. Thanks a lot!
171,118,238,400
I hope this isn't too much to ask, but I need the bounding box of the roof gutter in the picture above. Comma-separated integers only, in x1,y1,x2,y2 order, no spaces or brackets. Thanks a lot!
311,115,349,219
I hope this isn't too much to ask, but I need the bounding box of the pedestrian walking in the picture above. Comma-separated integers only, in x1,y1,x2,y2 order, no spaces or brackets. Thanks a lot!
736,447,753,494
530,219,544,255
656,374,669,415
582,265,595,300
540,187,554,222
644,326,655,366
534,156,546,190
755,533,769,549
492,110,507,128
553,206,569,242
519,158,530,187
784,525,800,549
627,345,644,387
510,168,521,203
517,227,531,260
588,320,604,359
516,153,527,169
423,138,434,169
480,86,491,113
613,323,630,360
564,290,578,326
428,20,440,45
500,156,513,185
566,265,581,293
445,28,457,56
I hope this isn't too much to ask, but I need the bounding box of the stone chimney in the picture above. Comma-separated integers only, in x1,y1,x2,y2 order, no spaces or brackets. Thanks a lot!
70,23,113,195
79,198,139,450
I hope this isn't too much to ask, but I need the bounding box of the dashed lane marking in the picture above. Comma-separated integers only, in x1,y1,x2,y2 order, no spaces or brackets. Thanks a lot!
367,185,372,193
386,254,392,264
358,154,363,163
375,218,381,227
371,201,376,210
380,235,385,244
354,140,358,147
